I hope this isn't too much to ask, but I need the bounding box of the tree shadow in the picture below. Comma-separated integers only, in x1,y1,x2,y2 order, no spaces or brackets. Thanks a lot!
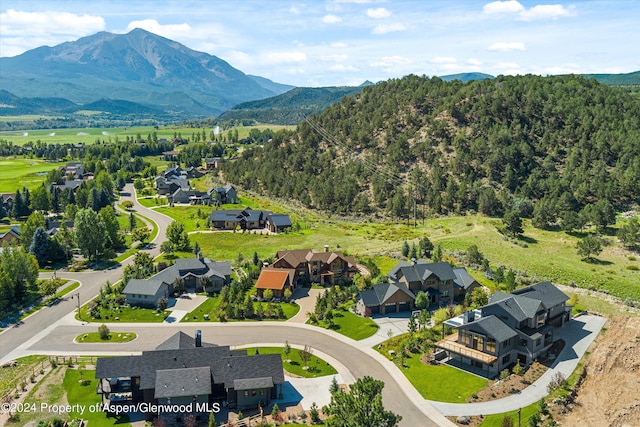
518,235,538,244
567,231,589,239
582,257,613,265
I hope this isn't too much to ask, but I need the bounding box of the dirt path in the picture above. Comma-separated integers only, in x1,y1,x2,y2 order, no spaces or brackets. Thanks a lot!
557,316,640,427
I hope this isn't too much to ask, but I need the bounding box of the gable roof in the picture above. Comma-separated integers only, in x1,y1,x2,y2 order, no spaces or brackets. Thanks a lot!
486,292,543,321
358,282,415,307
458,315,518,342
154,366,212,398
512,281,569,308
222,354,284,389
389,260,456,283
95,355,141,379
266,213,292,228
155,331,197,350
122,279,166,296
453,267,479,290
255,269,291,290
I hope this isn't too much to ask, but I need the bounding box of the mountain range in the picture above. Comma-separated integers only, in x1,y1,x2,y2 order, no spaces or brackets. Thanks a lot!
0,28,293,117
1,29,639,123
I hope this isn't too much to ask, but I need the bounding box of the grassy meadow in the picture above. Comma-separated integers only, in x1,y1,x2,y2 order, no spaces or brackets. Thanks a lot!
0,123,296,146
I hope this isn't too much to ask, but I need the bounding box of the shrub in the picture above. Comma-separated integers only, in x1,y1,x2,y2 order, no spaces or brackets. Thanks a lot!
98,324,110,340
500,368,510,380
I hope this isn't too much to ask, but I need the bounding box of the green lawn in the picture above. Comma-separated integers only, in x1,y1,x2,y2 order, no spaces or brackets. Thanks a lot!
75,331,136,343
79,304,170,322
137,196,168,208
479,402,539,426
64,368,131,426
245,347,338,378
316,308,379,341
401,353,488,402
181,295,300,322
0,158,65,192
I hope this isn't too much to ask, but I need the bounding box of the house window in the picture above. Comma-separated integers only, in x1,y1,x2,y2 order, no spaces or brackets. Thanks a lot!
252,390,257,396
502,355,510,364
244,391,249,397
520,339,528,348
260,390,264,395
442,290,449,297
487,338,496,354
460,331,471,346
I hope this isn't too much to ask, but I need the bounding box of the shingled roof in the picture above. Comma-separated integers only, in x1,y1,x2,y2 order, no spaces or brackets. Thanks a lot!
154,366,212,398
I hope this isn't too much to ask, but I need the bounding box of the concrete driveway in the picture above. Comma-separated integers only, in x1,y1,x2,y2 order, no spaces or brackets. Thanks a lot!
359,312,412,347
288,287,325,323
163,293,207,323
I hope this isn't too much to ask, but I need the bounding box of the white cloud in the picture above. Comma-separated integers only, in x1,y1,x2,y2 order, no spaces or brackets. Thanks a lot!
125,19,193,39
260,51,307,65
323,14,343,24
289,6,301,15
321,54,348,62
367,8,392,19
483,1,575,21
495,62,522,75
329,64,359,72
372,23,407,34
431,56,457,64
520,5,575,21
467,58,482,66
0,9,106,56
488,42,526,51
483,1,525,14
371,56,412,67
330,42,348,48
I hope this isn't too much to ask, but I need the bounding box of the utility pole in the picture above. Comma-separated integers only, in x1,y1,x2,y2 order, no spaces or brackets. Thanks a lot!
72,292,81,322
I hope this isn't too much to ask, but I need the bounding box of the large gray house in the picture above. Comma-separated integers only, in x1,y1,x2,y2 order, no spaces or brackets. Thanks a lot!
123,256,232,308
435,281,572,377
95,331,285,426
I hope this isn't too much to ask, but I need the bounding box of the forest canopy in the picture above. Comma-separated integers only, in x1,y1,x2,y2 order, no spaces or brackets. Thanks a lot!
221,74,640,220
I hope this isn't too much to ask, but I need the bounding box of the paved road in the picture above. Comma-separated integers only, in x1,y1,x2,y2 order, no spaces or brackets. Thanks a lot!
18,321,452,427
0,183,173,362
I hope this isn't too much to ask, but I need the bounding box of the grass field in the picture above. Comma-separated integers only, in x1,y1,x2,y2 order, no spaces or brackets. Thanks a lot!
181,294,300,322
0,158,65,192
0,123,296,146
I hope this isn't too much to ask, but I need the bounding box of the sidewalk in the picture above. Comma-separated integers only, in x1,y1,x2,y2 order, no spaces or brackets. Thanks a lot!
429,314,607,416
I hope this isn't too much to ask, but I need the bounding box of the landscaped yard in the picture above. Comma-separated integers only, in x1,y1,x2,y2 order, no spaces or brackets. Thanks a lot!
400,352,488,402
314,308,379,341
79,304,170,322
244,346,338,378
180,295,300,322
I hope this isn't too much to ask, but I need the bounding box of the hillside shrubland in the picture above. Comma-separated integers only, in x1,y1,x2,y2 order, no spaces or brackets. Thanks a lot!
222,74,640,221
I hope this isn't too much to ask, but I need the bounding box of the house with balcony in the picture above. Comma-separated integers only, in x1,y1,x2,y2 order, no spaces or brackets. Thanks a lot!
387,259,458,306
434,281,571,377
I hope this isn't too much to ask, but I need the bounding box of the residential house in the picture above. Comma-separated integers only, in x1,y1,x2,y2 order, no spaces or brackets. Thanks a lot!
388,259,457,306
168,189,211,205
453,267,481,300
212,184,238,204
155,175,190,196
265,213,293,233
204,158,221,170
0,193,14,213
434,281,571,377
51,179,84,194
355,260,478,316
162,150,179,161
255,267,296,298
60,162,84,179
270,247,359,286
356,283,415,316
95,331,285,426
0,225,20,246
123,256,231,308
209,208,292,232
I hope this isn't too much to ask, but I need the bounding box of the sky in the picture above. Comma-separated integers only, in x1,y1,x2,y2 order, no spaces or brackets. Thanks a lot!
1,0,639,87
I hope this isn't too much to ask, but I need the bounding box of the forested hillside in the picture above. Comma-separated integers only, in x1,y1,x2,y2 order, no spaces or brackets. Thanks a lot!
222,74,640,222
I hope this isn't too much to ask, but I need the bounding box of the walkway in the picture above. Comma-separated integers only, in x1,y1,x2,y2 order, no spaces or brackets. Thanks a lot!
287,287,325,323
163,293,207,323
429,314,607,416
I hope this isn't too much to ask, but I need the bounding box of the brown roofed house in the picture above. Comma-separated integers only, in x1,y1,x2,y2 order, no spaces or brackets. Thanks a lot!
255,268,296,298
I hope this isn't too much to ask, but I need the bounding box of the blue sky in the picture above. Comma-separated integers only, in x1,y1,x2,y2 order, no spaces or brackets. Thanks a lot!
1,0,638,87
